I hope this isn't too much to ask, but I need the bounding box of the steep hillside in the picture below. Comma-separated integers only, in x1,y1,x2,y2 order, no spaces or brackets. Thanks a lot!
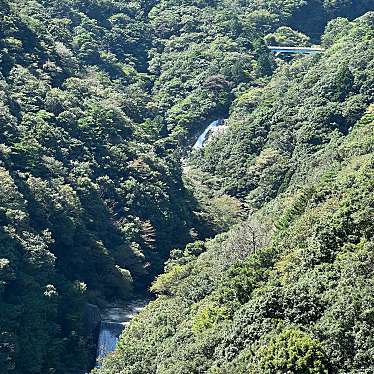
194,12,373,205
0,0,373,373
95,13,374,374
146,0,374,142
0,1,199,372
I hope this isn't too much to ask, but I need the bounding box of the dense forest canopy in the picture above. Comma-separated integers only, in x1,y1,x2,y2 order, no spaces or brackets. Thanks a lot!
97,11,374,373
0,0,373,373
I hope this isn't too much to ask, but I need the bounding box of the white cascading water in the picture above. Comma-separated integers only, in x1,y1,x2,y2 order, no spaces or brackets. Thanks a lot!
96,321,126,360
95,299,149,367
193,119,225,149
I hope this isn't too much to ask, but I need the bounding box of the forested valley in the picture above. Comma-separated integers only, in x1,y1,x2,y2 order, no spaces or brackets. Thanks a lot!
0,0,373,373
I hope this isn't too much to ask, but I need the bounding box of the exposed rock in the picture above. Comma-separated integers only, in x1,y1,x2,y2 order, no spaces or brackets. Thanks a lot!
83,303,101,336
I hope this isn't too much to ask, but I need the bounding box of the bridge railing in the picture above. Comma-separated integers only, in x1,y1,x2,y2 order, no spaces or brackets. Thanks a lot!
268,46,324,54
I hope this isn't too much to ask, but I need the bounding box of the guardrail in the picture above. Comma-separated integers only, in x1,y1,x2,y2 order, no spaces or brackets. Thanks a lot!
268,46,324,55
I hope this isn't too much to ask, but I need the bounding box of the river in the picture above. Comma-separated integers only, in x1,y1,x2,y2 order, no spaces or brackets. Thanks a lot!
95,299,149,367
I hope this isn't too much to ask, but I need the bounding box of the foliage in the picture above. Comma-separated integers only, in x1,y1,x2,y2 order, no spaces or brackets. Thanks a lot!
265,26,311,47
96,15,374,374
0,0,373,373
250,327,328,374
0,0,202,372
195,13,374,206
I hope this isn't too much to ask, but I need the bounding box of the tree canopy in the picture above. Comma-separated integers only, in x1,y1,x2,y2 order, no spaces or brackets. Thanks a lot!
0,0,373,373
95,12,374,374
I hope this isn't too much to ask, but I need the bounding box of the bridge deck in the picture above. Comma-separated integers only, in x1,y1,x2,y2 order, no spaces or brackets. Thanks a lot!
268,46,324,54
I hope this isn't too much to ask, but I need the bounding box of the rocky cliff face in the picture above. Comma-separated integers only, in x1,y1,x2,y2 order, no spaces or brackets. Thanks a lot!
83,304,102,336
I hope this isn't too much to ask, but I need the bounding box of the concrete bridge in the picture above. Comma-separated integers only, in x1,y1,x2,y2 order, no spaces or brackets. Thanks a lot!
268,46,324,55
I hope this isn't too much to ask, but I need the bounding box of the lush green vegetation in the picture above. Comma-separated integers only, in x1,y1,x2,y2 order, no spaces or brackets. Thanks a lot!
95,12,374,374
0,0,373,373
195,12,374,205
0,0,201,372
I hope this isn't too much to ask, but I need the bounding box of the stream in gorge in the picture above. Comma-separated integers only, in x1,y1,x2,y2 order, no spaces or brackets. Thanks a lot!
95,119,226,367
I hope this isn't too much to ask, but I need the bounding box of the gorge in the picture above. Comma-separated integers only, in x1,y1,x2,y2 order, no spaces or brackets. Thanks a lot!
95,116,227,366
0,1,373,374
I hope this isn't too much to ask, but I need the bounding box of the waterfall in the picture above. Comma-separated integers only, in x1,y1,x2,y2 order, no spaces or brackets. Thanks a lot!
96,321,127,361
95,299,149,367
193,119,225,149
